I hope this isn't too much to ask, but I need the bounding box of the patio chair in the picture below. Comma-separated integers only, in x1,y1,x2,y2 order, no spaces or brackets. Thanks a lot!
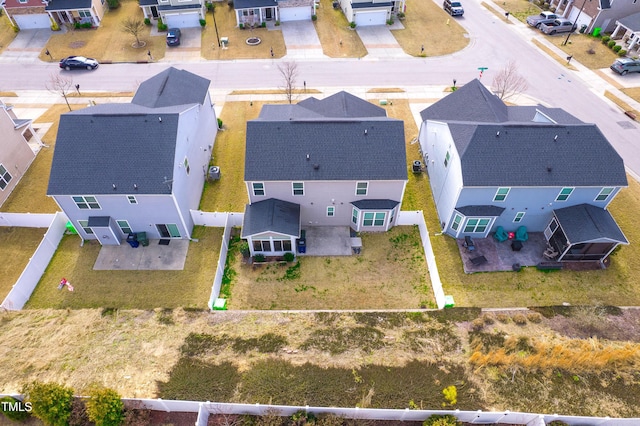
494,226,508,242
515,226,528,242
463,236,475,252
543,244,559,260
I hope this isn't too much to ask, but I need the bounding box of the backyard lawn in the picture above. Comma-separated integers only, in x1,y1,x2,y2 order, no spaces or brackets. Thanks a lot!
228,226,433,309
40,0,167,63
0,228,46,302
25,226,222,309
314,0,367,58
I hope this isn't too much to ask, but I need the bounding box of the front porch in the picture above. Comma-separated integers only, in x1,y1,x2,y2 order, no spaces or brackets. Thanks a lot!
458,233,548,273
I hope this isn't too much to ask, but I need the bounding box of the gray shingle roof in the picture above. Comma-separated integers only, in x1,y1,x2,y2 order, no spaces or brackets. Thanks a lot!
132,67,210,108
47,103,184,196
352,1,392,8
618,11,640,31
45,0,91,11
87,216,111,227
234,0,279,8
138,0,157,6
351,199,399,210
241,198,301,237
456,205,506,217
298,91,387,118
554,204,628,244
245,92,406,182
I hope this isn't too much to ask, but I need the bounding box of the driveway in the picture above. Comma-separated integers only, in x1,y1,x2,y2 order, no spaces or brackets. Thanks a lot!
356,23,410,59
281,21,325,59
161,27,203,62
0,29,53,63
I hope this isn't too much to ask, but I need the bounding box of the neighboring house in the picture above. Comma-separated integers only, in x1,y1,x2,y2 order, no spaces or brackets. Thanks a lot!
548,0,640,34
337,0,405,26
418,79,628,263
2,0,52,29
233,0,314,26
611,11,640,52
139,0,206,27
0,101,44,207
241,91,408,257
44,0,106,27
47,67,218,245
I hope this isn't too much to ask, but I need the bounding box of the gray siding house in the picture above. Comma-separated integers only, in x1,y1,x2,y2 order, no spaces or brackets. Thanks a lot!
139,0,206,28
242,91,408,256
47,67,218,245
418,79,628,263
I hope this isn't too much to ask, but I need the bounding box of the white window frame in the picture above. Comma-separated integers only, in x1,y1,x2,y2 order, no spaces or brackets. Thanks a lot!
555,187,574,202
78,9,92,17
493,187,510,202
292,182,304,196
77,220,93,234
327,206,335,217
362,212,386,227
444,151,451,167
356,182,368,196
451,213,463,231
352,208,358,224
0,163,12,191
252,182,265,196
595,187,614,202
117,220,132,235
72,196,100,210
513,212,526,223
127,195,137,204
463,218,491,233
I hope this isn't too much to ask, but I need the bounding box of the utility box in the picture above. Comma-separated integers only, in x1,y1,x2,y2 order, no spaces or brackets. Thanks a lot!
444,295,455,308
213,298,227,310
208,166,221,180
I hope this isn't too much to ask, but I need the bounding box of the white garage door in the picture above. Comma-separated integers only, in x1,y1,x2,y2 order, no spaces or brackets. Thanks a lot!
163,12,201,28
355,10,387,26
279,6,311,21
567,7,591,31
14,14,51,29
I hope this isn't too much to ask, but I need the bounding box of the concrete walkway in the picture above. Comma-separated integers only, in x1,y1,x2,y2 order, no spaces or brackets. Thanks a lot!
281,21,326,59
0,28,54,63
357,22,411,60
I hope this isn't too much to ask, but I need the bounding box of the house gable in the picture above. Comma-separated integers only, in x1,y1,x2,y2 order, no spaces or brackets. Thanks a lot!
132,67,210,108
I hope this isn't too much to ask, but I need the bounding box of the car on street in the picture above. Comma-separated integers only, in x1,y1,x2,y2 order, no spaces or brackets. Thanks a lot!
610,58,640,75
166,28,181,47
540,19,576,35
443,0,464,16
59,56,99,71
526,11,558,28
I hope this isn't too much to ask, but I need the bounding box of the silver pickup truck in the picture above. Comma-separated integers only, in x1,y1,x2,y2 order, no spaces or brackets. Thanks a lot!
540,19,576,35
526,11,558,28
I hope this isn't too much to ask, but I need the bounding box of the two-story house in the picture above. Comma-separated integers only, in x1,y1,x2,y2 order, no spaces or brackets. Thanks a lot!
139,0,206,27
418,79,628,263
241,91,408,256
47,67,218,245
0,101,44,207
337,0,405,26
44,0,106,27
549,0,640,34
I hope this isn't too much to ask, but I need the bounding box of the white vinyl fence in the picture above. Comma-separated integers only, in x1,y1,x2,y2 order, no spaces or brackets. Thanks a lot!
1,212,68,310
397,211,446,309
0,212,56,227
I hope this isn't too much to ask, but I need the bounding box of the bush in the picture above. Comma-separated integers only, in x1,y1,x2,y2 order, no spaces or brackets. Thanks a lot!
261,21,267,27
291,410,316,426
239,23,244,29
80,22,92,28
144,18,151,25
200,19,206,27
283,252,295,262
602,35,610,44
349,21,356,28
311,14,317,21
386,19,394,25
206,1,214,10
0,396,31,421
217,117,223,129
613,45,622,52
85,387,124,426
526,311,543,323
23,381,74,426
496,313,510,323
106,0,120,9
608,40,616,48
618,49,627,56
254,254,265,262
275,20,280,26
158,17,167,31
397,11,405,18
423,414,461,426
512,313,527,325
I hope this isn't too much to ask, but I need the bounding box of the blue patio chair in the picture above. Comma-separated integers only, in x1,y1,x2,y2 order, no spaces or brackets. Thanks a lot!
494,226,508,242
515,226,528,242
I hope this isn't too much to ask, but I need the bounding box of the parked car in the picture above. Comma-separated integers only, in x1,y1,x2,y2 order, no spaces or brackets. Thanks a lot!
540,19,576,35
610,58,640,75
59,56,99,71
166,28,181,47
443,0,464,16
526,11,558,28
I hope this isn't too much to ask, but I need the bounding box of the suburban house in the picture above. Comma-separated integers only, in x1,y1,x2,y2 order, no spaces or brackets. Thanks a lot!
233,0,315,26
548,0,640,34
0,101,44,207
610,11,640,53
44,0,106,27
2,0,52,29
47,67,218,245
241,91,408,257
337,0,405,26
418,79,628,263
139,0,206,27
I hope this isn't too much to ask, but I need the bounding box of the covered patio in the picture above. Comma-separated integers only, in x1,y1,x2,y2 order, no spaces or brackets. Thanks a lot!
93,239,189,270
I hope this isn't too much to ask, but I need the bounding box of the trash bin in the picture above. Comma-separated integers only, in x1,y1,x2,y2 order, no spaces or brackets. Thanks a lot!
580,24,587,33
65,221,78,234
126,233,139,248
136,231,149,247
297,239,306,254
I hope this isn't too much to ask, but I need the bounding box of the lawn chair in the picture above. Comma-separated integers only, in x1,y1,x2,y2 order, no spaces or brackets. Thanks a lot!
494,226,508,242
463,236,475,252
543,244,559,260
515,226,528,242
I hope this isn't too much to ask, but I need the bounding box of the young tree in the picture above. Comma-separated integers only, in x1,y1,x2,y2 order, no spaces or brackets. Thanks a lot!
121,17,145,48
45,73,74,111
491,60,528,101
278,61,299,104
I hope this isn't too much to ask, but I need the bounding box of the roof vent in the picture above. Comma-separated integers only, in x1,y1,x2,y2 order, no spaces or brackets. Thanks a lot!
158,117,162,122
134,184,138,190
496,131,500,137
554,134,558,141
306,154,310,161
112,184,117,190
364,129,368,136
313,164,320,170
547,167,552,172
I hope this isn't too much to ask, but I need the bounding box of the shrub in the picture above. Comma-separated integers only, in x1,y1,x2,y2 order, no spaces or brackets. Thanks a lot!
80,22,92,28
85,387,124,426
200,19,206,27
158,18,167,31
291,410,316,426
608,40,616,48
496,313,510,323
613,45,622,52
239,23,244,29
261,21,267,27
618,49,627,56
512,313,527,325
0,396,31,421
349,21,356,28
23,381,74,426
470,317,485,331
206,1,214,10
482,313,495,325
442,385,457,406
311,14,317,21
397,11,405,18
217,117,224,129
74,22,81,29
602,35,610,43
386,19,394,25
423,414,461,426
106,0,120,9
254,254,265,262
144,18,151,25
275,20,280,26
283,252,295,262
526,311,543,323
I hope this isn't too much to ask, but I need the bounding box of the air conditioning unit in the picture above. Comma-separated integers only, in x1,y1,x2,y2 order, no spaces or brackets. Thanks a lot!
412,160,422,173
208,166,221,180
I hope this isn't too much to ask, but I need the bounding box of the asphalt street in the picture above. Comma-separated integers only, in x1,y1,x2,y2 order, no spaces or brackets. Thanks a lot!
1,0,639,178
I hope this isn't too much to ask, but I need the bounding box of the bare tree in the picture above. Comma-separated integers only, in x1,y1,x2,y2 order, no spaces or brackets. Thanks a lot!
491,60,528,101
278,61,299,104
45,73,74,111
121,17,145,48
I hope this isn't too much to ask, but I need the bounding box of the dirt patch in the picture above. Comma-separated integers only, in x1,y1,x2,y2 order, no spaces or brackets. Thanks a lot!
69,41,86,49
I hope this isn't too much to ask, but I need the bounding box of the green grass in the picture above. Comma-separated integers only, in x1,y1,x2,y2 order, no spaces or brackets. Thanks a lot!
25,226,222,309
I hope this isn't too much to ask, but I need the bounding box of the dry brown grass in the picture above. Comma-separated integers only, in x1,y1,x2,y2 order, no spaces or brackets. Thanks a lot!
229,226,433,309
25,226,222,309
0,104,72,213
228,89,321,95
392,0,469,57
622,87,640,104
201,5,286,60
492,0,541,22
67,91,134,98
605,90,640,117
367,88,405,93
532,38,578,70
0,228,46,299
0,14,18,55
481,2,514,24
546,34,620,70
314,0,367,58
40,0,167,63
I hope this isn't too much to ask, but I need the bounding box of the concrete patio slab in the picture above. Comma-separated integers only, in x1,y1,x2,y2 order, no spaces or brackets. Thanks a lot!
458,233,548,273
93,239,189,270
299,226,353,256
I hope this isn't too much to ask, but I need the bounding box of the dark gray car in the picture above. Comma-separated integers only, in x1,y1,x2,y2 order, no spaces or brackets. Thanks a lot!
166,28,181,47
610,58,640,75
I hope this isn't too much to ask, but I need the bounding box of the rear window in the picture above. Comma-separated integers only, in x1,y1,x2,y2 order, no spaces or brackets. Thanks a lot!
452,2,461,6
